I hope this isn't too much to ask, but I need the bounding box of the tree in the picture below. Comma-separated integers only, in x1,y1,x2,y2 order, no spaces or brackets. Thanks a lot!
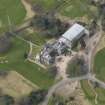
58,102,64,105
0,71,9,77
31,14,69,38
93,81,100,88
66,56,88,77
0,95,15,105
89,20,98,37
0,35,12,54
69,96,75,101
32,3,44,14
24,52,28,59
19,90,48,105
101,15,105,30
50,94,66,105
49,66,58,78
80,39,86,49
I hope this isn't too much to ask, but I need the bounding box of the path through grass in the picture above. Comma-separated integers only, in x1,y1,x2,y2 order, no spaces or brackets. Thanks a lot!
0,38,54,89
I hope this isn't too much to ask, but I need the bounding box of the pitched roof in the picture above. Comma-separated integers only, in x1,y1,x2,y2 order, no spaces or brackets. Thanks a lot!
62,23,85,41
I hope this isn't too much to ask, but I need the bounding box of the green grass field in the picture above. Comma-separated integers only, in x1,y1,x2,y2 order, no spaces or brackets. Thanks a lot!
60,0,98,19
0,0,26,33
81,48,105,105
48,98,55,105
81,80,96,105
95,88,105,105
81,80,105,105
22,32,47,46
0,0,55,89
29,0,61,11
0,38,54,89
94,48,105,82
29,0,97,20
60,0,90,18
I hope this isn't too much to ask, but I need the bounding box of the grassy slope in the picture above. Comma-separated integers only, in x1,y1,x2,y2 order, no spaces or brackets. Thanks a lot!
61,0,97,20
81,80,96,105
29,0,58,10
22,32,47,46
81,80,105,105
29,0,97,20
60,0,93,19
81,48,105,105
0,0,54,89
94,48,105,81
0,38,54,89
95,88,105,104
94,48,105,104
0,0,26,33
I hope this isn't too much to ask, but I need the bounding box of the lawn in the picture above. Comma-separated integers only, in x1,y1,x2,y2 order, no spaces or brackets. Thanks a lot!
48,97,55,105
0,0,26,33
81,80,105,105
29,0,97,20
60,0,97,19
81,48,105,105
81,80,96,104
0,0,54,89
0,38,54,89
66,60,82,77
95,88,105,105
66,57,87,77
21,32,47,46
29,0,63,11
94,48,105,82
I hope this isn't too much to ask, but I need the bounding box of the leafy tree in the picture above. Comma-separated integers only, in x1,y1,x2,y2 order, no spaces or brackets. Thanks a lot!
89,20,98,37
19,90,47,105
66,57,88,77
0,95,15,105
24,52,28,59
0,71,9,77
48,66,58,78
0,35,12,54
80,39,86,49
31,14,69,38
